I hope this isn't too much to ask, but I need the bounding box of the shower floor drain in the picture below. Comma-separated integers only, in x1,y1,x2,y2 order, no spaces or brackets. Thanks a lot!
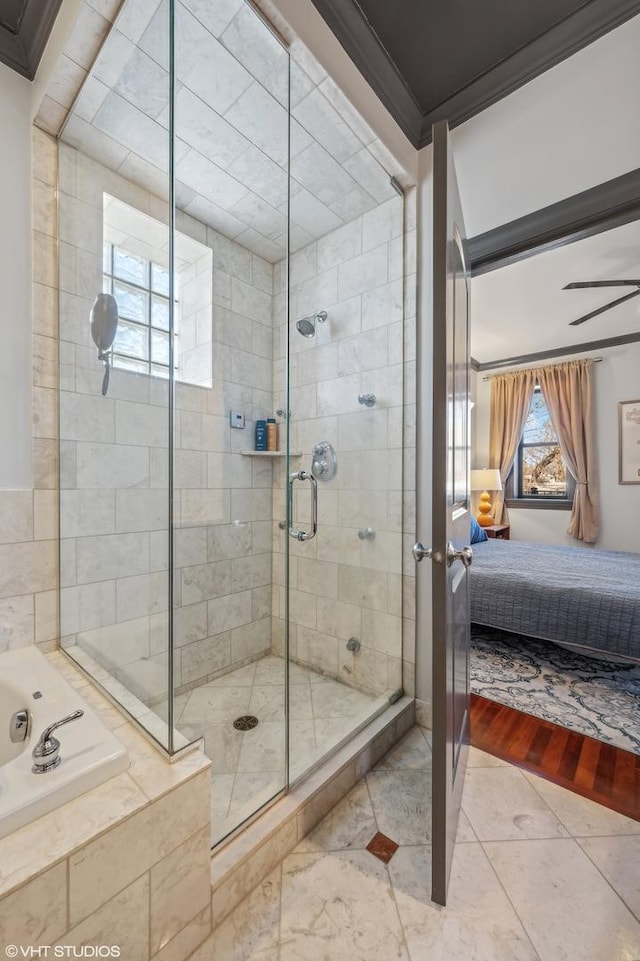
233,715,259,731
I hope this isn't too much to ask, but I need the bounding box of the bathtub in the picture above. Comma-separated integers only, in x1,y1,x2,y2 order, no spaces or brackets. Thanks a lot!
0,646,128,839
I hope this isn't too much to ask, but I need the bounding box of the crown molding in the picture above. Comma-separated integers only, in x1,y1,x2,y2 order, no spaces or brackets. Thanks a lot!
309,0,640,149
0,0,62,80
467,167,640,276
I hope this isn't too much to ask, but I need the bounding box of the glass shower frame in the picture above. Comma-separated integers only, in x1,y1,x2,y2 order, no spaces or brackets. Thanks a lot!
57,0,405,847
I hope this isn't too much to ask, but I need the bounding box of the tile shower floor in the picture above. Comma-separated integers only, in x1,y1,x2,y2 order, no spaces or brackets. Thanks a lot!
193,727,640,961
174,655,382,844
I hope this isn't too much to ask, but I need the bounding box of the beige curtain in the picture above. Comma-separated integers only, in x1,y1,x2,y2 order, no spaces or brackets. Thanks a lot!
537,359,598,543
489,369,537,525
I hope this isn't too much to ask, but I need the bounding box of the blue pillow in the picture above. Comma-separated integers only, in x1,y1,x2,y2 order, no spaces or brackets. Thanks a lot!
470,517,488,543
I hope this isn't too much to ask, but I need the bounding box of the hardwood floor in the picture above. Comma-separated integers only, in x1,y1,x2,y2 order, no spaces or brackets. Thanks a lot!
470,694,640,821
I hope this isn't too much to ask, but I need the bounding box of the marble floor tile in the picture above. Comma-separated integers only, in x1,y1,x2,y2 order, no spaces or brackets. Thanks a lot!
181,684,252,725
462,767,569,841
280,849,410,961
197,726,640,960
236,721,287,774
311,678,373,718
249,682,314,721
295,779,378,853
389,843,540,961
196,867,281,961
178,652,379,846
313,714,355,748
204,661,257,687
466,745,509,768
374,726,431,770
485,838,640,961
455,808,477,843
522,769,640,837
230,772,284,816
289,721,319,780
367,768,431,845
200,722,244,775
578,835,640,921
210,772,235,819
253,656,309,686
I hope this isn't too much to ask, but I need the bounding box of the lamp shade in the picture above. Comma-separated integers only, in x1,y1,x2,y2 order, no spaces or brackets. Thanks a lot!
470,468,502,492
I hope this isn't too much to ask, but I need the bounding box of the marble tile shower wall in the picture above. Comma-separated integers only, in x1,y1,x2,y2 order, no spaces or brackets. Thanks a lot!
270,195,415,697
58,143,278,703
0,127,59,655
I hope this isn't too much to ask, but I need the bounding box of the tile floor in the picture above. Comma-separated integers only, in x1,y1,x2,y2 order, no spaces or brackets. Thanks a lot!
175,655,383,845
192,726,640,961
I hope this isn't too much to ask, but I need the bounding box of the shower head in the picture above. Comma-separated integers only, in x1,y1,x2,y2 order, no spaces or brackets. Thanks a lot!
295,310,327,338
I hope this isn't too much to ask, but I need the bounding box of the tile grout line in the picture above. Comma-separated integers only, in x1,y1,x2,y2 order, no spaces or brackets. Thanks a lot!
520,764,594,837
383,857,414,961
574,836,640,925
478,838,544,961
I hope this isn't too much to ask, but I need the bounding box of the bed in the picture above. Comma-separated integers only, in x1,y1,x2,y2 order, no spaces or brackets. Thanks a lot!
469,539,640,661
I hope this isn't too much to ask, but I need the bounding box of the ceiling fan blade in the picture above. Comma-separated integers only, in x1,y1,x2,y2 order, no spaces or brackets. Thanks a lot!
564,280,640,289
569,288,640,326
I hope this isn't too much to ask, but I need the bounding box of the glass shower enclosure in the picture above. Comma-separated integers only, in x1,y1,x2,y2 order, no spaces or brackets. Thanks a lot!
58,0,404,846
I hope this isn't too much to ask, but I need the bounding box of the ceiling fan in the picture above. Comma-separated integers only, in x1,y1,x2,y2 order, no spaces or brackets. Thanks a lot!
563,280,640,326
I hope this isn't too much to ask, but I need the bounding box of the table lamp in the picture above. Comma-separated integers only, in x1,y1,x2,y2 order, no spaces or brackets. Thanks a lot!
470,468,503,527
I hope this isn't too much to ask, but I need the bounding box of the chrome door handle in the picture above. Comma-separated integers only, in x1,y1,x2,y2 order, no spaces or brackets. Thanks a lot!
412,542,444,563
446,543,473,568
288,470,318,541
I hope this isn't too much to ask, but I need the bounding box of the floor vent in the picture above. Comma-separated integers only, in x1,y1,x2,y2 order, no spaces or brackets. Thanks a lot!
366,832,399,864
233,715,259,731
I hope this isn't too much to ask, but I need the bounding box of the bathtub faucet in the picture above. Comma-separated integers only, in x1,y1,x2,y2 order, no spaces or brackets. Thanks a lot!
32,709,84,774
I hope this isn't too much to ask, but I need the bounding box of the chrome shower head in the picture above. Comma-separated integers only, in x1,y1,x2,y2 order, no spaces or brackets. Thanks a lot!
296,317,316,337
295,310,327,338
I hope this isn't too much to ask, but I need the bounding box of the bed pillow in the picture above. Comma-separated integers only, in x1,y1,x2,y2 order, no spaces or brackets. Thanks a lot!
470,517,488,543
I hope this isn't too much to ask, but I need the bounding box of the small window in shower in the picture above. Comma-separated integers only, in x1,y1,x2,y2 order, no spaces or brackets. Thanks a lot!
103,194,214,388
102,243,174,378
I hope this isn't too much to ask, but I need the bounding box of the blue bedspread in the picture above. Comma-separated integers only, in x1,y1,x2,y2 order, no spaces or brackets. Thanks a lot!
470,539,640,660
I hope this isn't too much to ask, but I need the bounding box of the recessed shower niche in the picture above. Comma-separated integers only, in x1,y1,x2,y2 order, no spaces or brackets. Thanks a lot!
57,0,405,846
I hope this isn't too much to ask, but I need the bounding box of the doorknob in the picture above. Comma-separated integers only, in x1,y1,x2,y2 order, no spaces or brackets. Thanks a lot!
412,542,444,563
446,543,473,568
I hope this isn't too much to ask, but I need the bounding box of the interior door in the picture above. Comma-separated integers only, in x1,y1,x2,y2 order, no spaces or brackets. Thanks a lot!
415,119,472,905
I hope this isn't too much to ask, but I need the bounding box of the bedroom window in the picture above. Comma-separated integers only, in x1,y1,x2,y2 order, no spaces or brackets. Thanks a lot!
508,387,575,506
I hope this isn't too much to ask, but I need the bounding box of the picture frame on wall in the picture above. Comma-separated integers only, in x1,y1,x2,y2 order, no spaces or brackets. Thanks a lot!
619,399,640,484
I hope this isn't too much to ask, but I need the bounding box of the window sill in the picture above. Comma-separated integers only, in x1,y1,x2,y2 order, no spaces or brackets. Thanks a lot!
505,498,573,512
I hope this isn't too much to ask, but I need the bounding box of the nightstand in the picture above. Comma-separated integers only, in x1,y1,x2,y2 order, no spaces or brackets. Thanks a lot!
483,524,510,540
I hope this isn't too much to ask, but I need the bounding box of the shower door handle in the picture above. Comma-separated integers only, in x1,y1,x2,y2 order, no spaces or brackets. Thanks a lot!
288,470,318,541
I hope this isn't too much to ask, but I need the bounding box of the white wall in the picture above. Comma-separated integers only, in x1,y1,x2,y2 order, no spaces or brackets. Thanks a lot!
472,343,640,553
0,62,33,488
452,14,640,236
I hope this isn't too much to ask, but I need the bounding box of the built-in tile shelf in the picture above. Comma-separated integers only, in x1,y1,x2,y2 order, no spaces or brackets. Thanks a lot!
239,450,303,457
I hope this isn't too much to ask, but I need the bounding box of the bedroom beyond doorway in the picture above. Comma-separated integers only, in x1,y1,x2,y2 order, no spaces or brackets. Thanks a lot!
471,625,640,755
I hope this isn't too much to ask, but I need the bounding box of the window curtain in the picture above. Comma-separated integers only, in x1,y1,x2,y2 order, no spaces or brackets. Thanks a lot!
488,369,537,525
536,359,598,543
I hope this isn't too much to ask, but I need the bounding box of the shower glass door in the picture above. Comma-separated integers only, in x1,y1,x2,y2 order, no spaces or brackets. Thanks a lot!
282,174,405,782
58,0,406,850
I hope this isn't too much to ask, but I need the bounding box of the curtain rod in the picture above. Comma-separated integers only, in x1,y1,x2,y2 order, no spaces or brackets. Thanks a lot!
482,357,602,381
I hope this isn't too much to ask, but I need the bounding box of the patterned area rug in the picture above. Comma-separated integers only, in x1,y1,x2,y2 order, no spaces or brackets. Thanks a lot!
471,625,640,756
